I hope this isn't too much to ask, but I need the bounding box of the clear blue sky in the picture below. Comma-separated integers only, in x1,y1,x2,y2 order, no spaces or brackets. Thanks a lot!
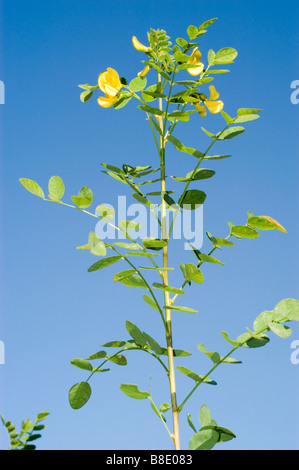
0,0,298,450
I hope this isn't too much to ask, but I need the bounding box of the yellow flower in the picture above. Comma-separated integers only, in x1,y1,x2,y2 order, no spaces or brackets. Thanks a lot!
138,65,151,77
97,95,119,108
195,85,224,116
187,47,204,76
97,68,122,108
98,68,122,97
132,36,152,53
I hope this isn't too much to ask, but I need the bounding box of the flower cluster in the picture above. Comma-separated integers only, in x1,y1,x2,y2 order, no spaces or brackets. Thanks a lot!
96,37,224,116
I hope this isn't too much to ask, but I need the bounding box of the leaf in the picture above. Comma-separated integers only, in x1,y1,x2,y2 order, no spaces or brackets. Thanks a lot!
118,274,148,289
36,411,50,422
70,358,93,371
237,108,263,115
179,190,206,210
96,204,115,220
152,283,185,295
160,402,171,413
187,413,197,433
142,294,160,312
214,47,238,64
234,114,259,123
88,231,106,256
231,225,259,239
199,405,212,427
19,178,45,199
204,154,231,160
177,366,202,382
48,176,65,201
69,382,92,410
78,186,93,208
195,253,224,265
187,25,199,40
268,322,292,338
114,94,132,110
197,344,220,364
221,331,240,347
167,135,204,159
80,90,93,102
126,321,147,347
120,384,149,400
86,351,107,360
273,298,299,322
189,429,219,450
143,333,163,355
237,332,270,348
142,238,168,250
167,305,198,314
113,269,137,282
218,126,245,140
201,127,216,138
247,216,287,233
129,76,147,92
198,18,218,31
88,255,122,272
107,354,127,366
102,341,126,348
185,263,204,284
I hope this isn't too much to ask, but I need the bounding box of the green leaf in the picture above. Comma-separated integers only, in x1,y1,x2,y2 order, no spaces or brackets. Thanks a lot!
86,351,107,360
88,231,106,256
237,108,263,115
237,332,270,348
189,429,220,450
253,310,273,332
160,348,192,357
142,238,168,250
78,186,93,208
80,90,93,102
126,321,147,347
69,382,92,410
113,269,136,282
152,283,185,295
129,76,147,92
96,204,115,220
204,154,231,160
160,402,171,413
234,114,259,123
120,384,149,400
218,126,245,140
70,358,93,371
167,135,204,159
199,405,212,427
179,190,206,210
195,253,224,265
132,193,152,207
185,263,204,284
88,255,122,272
102,341,126,348
247,216,287,233
107,354,127,366
142,294,160,312
19,178,45,199
197,344,220,364
214,47,238,64
187,413,197,433
167,305,198,313
114,94,132,110
231,225,259,239
143,333,163,355
176,366,202,382
48,176,65,201
201,127,216,138
36,411,50,422
221,331,240,348
273,298,299,321
268,322,292,338
118,274,148,289
198,18,218,31
187,25,199,40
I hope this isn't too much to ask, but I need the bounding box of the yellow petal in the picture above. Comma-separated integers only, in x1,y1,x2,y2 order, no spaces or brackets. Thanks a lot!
97,95,118,108
209,85,220,101
98,68,122,96
195,102,207,117
132,36,152,53
187,48,204,76
205,99,224,114
138,65,150,77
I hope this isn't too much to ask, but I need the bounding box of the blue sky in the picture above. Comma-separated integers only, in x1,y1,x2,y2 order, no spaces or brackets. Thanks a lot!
0,0,298,450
